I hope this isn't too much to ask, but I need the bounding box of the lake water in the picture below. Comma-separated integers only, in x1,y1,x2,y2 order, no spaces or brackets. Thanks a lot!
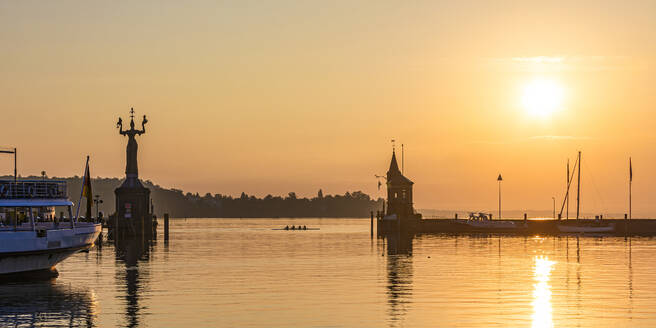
1,218,655,327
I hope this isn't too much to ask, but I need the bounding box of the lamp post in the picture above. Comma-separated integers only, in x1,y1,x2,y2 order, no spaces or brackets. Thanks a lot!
497,174,503,220
93,195,103,221
552,197,556,220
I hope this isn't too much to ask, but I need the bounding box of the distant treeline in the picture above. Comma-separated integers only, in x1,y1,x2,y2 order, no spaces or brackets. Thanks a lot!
1,176,383,218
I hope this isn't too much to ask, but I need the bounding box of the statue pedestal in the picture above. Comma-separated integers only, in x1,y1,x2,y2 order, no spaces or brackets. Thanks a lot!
112,177,153,238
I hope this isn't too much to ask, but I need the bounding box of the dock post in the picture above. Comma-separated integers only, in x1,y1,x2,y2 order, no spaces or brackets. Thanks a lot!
164,213,169,241
370,211,374,237
455,213,458,220
523,213,527,221
624,213,629,236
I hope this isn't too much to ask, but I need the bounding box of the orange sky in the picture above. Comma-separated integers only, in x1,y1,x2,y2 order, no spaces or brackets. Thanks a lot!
1,1,655,216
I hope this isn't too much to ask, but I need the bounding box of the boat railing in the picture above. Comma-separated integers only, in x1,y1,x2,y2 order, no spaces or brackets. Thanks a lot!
0,180,67,199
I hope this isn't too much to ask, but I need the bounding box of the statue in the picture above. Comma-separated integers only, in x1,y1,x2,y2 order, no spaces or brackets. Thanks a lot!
117,108,148,179
113,108,153,239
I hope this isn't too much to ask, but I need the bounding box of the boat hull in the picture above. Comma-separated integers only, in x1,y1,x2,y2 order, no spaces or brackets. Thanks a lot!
557,223,616,233
0,245,93,275
457,220,525,232
0,223,101,275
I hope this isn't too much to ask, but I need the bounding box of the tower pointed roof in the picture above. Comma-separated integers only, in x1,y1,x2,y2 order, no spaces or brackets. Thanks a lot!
386,150,413,185
389,150,401,174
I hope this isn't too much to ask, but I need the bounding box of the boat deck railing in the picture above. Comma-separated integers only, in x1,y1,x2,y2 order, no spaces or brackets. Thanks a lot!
0,180,67,199
0,221,98,231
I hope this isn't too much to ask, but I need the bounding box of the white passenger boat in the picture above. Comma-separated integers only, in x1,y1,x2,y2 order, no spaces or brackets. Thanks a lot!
0,180,101,276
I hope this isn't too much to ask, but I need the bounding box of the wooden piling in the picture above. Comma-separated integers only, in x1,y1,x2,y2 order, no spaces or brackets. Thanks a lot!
370,211,374,237
164,213,170,241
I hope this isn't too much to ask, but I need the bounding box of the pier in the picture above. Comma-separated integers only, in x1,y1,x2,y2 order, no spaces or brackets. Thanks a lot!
375,149,656,237
379,217,656,237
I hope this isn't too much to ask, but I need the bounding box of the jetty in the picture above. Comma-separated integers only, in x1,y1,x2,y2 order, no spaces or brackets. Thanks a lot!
379,218,656,237
375,148,656,237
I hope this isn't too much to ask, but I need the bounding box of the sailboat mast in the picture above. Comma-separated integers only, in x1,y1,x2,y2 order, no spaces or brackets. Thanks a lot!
566,159,570,220
576,151,581,220
558,156,580,219
629,157,632,220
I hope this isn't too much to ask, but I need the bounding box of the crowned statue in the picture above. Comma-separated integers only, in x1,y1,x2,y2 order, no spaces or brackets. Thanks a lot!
116,108,148,180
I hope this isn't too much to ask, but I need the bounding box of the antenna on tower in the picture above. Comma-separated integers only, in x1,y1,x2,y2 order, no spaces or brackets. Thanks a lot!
402,144,404,174
391,139,396,152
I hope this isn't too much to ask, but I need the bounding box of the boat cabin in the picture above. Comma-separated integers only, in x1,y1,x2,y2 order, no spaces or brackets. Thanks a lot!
0,180,75,229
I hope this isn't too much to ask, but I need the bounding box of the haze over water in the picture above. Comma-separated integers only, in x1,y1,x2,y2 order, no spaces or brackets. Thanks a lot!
3,1,656,215
1,218,653,327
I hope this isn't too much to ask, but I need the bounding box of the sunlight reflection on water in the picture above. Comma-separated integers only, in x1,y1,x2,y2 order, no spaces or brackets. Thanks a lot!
532,256,555,328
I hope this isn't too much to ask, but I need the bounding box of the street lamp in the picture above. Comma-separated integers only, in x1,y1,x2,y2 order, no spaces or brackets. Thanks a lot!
552,197,556,220
93,195,103,221
497,174,503,220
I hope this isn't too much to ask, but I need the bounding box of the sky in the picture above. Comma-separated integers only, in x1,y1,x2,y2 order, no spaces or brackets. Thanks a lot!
1,1,655,216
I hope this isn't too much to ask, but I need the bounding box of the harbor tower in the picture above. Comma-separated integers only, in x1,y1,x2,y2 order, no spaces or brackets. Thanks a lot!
386,150,414,218
378,149,421,234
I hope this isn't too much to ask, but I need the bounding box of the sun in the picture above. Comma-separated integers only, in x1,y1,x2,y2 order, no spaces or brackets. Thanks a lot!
521,78,564,118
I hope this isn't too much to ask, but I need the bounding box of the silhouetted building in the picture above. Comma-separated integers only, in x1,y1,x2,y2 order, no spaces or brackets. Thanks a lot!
386,150,414,219
378,149,421,234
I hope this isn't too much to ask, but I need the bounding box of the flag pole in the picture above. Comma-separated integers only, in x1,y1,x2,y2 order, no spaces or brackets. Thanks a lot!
497,174,503,220
74,156,89,223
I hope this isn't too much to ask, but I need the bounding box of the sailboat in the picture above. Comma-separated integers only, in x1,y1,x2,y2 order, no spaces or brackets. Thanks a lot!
556,151,615,233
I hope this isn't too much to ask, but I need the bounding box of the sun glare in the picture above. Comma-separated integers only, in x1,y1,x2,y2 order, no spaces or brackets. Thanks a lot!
521,78,564,118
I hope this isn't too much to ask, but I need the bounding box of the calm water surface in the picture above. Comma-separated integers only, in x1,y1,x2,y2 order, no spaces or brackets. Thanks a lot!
1,218,655,327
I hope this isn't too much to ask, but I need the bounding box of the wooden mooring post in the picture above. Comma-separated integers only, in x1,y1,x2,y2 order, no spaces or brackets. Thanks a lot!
164,213,170,241
370,211,374,237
